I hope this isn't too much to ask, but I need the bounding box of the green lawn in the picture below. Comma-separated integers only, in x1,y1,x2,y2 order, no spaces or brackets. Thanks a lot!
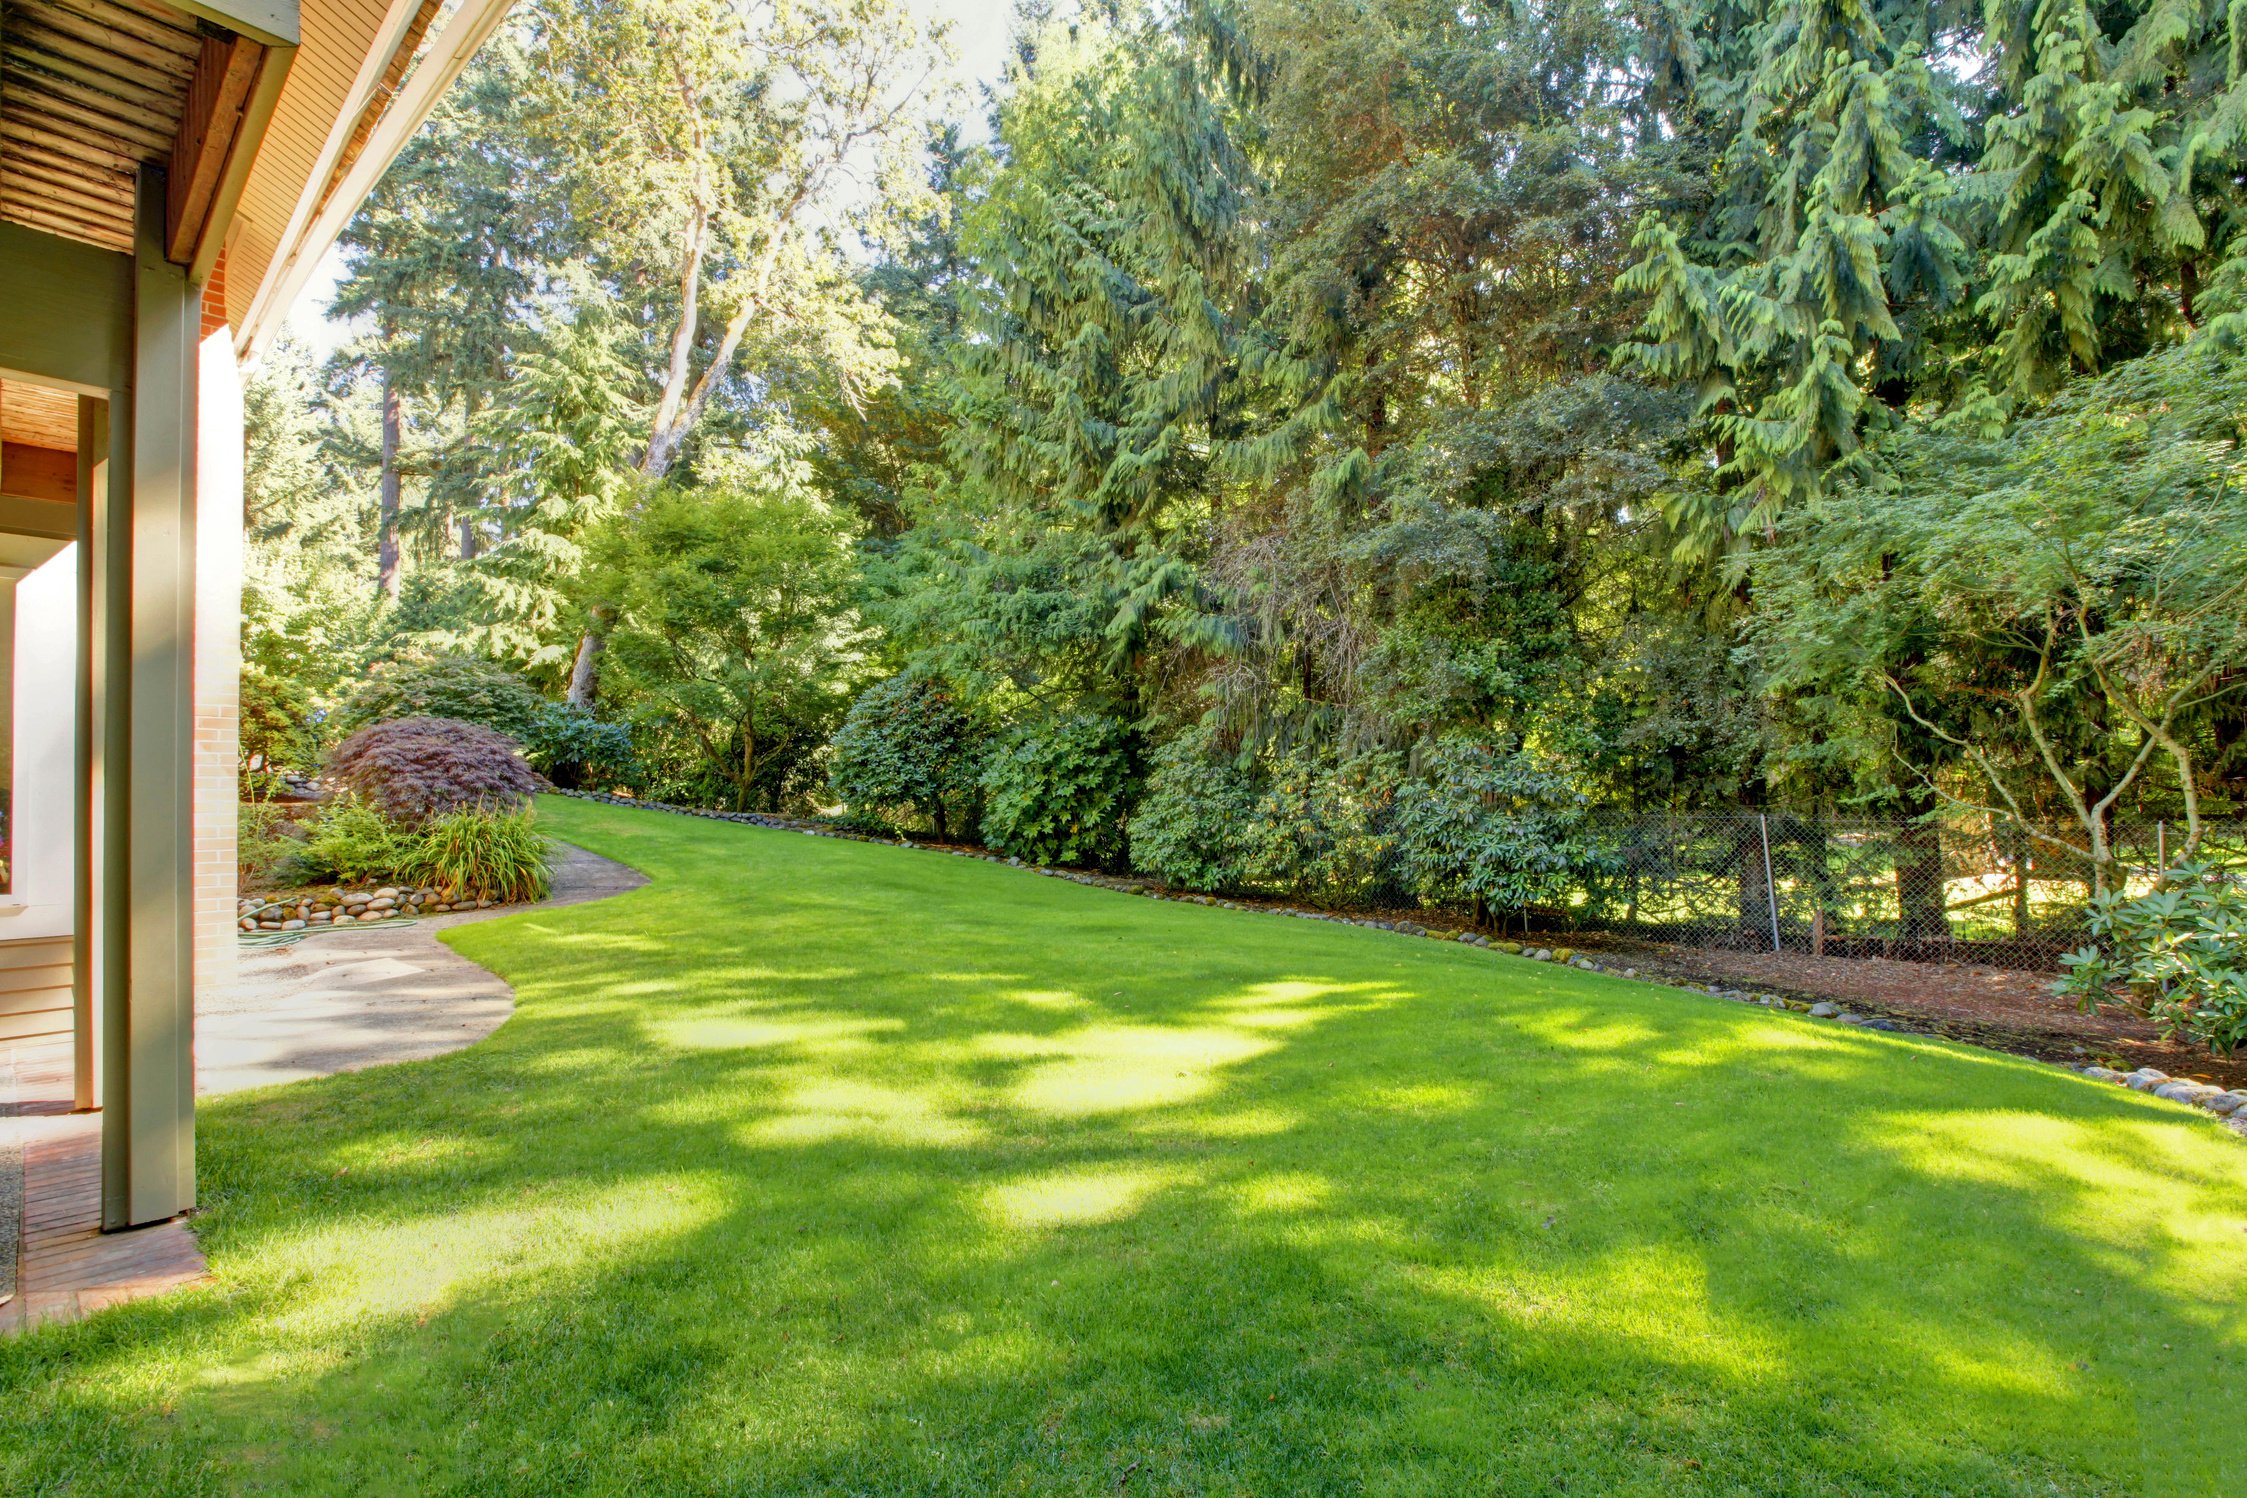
6,798,2246,1495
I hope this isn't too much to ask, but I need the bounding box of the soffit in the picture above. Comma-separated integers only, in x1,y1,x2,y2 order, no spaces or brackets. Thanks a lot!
225,0,418,335
0,378,78,451
0,0,201,252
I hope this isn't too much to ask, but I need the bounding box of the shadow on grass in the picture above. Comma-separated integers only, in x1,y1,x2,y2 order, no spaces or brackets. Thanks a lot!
4,799,2244,1495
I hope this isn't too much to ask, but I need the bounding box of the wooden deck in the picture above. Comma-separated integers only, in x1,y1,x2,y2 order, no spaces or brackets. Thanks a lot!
0,1036,206,1333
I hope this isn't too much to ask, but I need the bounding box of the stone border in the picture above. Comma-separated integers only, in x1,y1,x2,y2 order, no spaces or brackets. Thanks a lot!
556,791,2247,1142
237,884,504,933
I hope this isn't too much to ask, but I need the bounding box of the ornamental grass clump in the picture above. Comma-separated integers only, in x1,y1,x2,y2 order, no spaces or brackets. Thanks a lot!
326,716,547,826
404,806,553,904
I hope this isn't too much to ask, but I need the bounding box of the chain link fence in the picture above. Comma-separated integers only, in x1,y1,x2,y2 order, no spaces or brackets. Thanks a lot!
1526,814,2247,972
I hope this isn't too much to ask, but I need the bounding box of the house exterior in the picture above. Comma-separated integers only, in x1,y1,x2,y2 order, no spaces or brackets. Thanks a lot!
1,0,510,1232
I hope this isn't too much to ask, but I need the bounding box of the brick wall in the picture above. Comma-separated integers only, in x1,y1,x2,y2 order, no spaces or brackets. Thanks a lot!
200,250,227,340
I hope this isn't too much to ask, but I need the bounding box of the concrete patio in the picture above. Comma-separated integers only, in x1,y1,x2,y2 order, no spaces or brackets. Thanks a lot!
1,841,640,1332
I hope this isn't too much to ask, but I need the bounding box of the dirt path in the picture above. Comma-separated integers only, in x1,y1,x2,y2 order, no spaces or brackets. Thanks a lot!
197,842,644,1095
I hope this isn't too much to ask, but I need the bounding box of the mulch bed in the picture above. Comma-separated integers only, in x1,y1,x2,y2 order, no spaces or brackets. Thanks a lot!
1570,935,2247,1090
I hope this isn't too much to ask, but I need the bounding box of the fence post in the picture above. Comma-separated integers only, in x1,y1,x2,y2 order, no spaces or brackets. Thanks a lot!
1759,813,1781,954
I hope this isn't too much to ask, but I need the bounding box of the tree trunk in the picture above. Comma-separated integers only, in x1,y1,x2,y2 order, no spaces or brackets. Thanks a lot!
1735,817,1773,947
457,390,483,561
1895,783,1950,940
565,605,609,708
376,362,403,601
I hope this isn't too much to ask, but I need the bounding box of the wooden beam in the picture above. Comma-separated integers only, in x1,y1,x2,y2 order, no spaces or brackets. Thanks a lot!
0,494,77,538
1,442,79,505
166,34,262,264
5,169,135,224
185,34,288,281
0,221,133,395
5,15,195,92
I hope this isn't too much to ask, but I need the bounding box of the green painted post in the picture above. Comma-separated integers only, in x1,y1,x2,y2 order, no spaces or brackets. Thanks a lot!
73,396,105,1114
99,167,200,1230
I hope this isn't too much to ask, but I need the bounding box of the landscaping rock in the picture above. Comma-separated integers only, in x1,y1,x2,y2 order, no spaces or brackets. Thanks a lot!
2124,1070,2169,1091
2079,1066,2125,1083
1808,1002,1839,1018
2211,1092,2247,1116
2155,1081,2220,1105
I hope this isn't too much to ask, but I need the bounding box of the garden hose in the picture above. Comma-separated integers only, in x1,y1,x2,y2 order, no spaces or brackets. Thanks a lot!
237,914,425,950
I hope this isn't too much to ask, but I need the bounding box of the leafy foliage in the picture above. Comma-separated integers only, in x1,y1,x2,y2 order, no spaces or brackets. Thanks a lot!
2058,863,2247,1053
1126,729,1265,892
828,675,985,839
591,460,859,812
977,714,1137,868
254,0,2247,933
1391,738,1595,923
1756,341,2247,890
237,801,308,890
333,655,545,739
1244,746,1406,910
325,717,546,825
522,703,637,791
298,797,416,886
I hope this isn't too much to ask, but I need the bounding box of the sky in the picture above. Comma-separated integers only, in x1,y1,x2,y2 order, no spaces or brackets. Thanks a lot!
278,0,1018,357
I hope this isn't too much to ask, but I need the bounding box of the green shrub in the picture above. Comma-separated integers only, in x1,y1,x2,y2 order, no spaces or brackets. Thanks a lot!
239,664,320,784
828,675,985,838
299,797,414,886
238,800,308,891
326,716,546,825
978,713,1136,868
404,807,553,904
1391,736,1594,926
334,655,542,739
523,702,637,790
2057,861,2247,1054
1127,729,1263,892
1247,745,1403,907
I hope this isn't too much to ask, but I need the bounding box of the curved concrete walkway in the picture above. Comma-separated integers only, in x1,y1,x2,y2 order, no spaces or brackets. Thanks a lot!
198,841,644,1095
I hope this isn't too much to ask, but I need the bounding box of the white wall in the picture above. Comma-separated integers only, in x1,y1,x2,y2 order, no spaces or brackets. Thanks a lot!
4,543,79,941
193,328,244,992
